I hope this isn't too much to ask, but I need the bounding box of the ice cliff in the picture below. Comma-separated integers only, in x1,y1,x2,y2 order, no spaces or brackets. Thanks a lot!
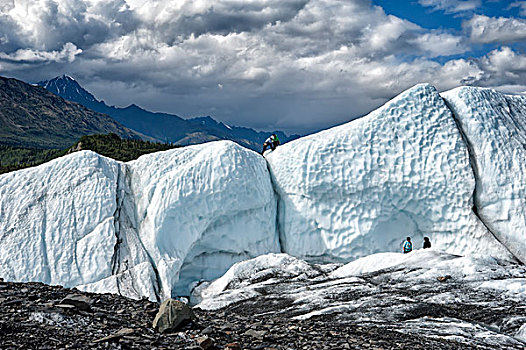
266,84,513,262
0,83,525,301
0,142,279,301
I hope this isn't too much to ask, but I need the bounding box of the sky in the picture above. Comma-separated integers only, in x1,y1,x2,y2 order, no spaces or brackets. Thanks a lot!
1,0,526,134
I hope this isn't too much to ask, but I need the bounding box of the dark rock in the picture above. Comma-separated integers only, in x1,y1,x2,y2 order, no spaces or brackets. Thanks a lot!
225,342,242,350
437,275,452,282
60,294,92,311
201,326,214,335
197,336,214,349
3,298,24,306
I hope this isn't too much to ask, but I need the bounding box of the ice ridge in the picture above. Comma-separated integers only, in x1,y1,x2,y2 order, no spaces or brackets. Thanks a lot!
442,97,519,263
1,84,526,302
442,87,526,264
265,83,515,263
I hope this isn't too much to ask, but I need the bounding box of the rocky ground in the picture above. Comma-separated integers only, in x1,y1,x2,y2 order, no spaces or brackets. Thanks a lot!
2,255,526,350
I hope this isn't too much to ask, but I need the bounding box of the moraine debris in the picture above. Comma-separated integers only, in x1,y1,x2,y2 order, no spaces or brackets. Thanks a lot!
93,327,135,343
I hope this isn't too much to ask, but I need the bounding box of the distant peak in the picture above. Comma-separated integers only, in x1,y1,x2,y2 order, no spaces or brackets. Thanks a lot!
37,74,100,105
126,103,143,111
192,116,217,123
62,74,74,80
55,74,75,81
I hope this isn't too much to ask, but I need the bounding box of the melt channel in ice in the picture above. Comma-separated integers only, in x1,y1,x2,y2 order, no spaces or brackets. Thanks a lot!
266,83,512,262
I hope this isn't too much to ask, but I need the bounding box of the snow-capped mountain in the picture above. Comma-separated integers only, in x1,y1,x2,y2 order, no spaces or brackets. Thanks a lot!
36,75,299,151
0,76,142,149
1,83,525,302
37,74,99,107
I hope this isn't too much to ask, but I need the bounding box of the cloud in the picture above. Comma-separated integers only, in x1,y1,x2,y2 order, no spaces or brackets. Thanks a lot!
409,32,468,57
0,42,82,63
418,0,481,14
0,0,525,134
1,0,137,51
464,14,526,43
509,1,526,16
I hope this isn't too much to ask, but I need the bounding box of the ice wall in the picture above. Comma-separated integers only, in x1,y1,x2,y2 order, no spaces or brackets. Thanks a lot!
0,141,279,300
266,84,512,262
442,87,526,264
0,151,119,287
1,84,525,301
127,141,279,299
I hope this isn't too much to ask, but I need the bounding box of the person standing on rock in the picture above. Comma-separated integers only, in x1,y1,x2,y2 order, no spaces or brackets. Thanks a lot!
261,134,280,154
423,237,431,249
403,237,412,254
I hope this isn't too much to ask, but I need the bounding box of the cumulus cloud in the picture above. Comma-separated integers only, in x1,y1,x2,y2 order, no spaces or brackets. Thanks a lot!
0,0,525,133
0,43,82,63
464,14,526,43
418,0,480,14
409,32,468,57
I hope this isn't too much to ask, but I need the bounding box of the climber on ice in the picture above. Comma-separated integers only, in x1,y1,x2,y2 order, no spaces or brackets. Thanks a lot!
423,237,431,249
403,237,412,254
261,134,280,154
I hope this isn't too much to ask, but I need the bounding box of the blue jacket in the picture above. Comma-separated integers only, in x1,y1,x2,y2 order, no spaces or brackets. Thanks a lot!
403,241,412,253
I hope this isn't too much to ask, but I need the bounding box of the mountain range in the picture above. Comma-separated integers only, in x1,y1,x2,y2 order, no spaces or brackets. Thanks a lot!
37,75,299,151
0,76,143,149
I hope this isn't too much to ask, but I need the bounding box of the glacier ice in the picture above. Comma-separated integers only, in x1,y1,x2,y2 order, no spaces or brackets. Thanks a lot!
1,83,526,301
0,151,119,287
196,250,526,311
442,87,526,264
266,84,512,262
0,141,279,301
195,251,526,349
126,141,279,299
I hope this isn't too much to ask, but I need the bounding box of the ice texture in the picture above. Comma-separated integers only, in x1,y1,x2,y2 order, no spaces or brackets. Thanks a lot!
266,84,511,261
0,151,119,287
126,141,279,299
195,251,526,349
196,251,526,311
1,83,526,301
0,141,279,300
442,87,526,264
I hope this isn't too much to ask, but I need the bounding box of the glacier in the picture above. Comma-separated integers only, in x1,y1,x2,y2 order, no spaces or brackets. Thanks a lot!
194,251,526,349
0,142,279,301
442,87,526,264
266,84,512,262
1,83,526,301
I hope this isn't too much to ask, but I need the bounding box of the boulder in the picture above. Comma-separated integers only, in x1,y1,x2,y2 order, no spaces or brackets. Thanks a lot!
197,336,214,349
93,328,135,343
225,343,242,350
59,294,92,311
437,275,452,282
153,299,195,333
